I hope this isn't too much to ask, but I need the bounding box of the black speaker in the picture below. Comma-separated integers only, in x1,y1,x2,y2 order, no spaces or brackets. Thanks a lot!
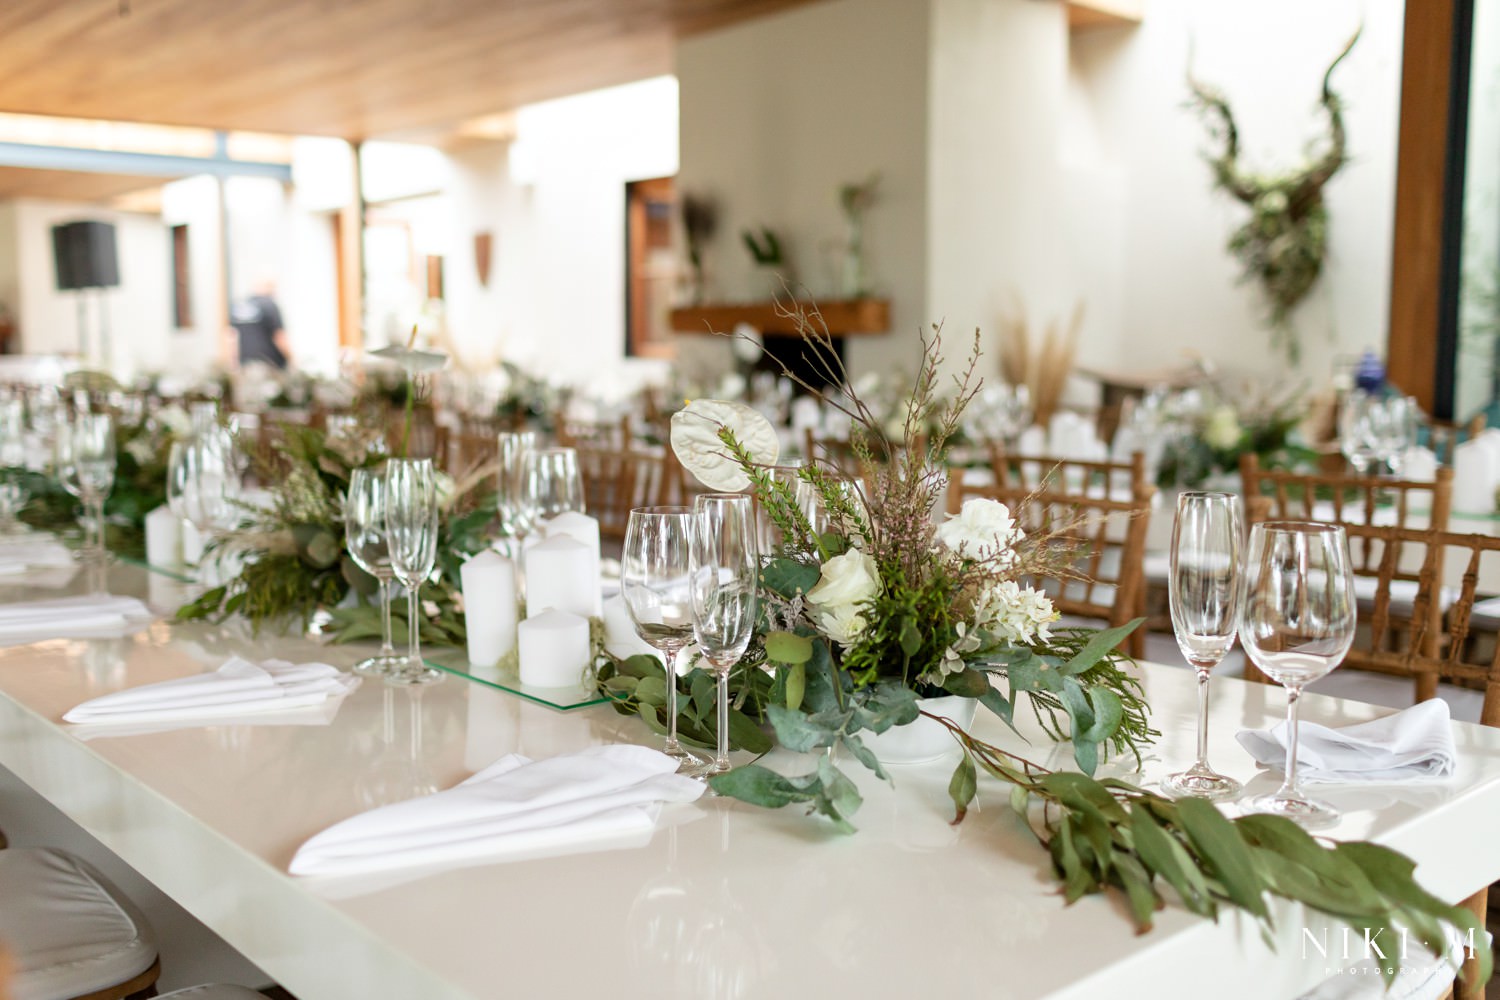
51,221,119,291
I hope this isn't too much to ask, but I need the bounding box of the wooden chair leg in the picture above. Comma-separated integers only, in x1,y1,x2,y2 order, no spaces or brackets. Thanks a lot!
1457,887,1488,1000
1416,672,1440,703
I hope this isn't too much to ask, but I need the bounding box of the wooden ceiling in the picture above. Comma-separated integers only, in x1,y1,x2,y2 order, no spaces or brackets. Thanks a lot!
0,165,162,203
0,0,820,141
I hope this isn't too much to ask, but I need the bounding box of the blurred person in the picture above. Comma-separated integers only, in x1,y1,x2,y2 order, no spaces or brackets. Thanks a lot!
227,279,293,370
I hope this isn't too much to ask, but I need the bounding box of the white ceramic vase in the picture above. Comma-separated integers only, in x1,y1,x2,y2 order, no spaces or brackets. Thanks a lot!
862,694,978,765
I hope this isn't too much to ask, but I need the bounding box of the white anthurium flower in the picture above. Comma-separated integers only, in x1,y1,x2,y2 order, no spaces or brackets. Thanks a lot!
670,398,780,492
368,343,448,375
935,497,1024,564
805,549,881,644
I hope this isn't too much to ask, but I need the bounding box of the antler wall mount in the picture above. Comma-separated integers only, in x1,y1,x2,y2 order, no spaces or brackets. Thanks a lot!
1188,30,1360,364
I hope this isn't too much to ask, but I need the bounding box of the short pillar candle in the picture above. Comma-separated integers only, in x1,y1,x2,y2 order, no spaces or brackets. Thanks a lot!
518,608,591,687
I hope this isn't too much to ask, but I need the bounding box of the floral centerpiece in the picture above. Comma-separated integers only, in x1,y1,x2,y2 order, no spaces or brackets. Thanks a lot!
628,306,1488,985
1157,384,1315,489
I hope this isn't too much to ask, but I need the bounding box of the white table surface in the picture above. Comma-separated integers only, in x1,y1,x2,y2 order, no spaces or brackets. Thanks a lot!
1,562,1499,1000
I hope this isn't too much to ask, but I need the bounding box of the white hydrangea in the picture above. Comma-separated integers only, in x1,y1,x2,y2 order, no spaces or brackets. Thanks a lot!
935,497,1024,565
973,580,1058,646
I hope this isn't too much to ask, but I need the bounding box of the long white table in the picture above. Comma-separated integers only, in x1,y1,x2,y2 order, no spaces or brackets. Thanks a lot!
1,562,1498,1000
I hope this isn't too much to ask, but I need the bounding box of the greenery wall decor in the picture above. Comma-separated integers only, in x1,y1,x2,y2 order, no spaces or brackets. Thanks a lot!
1188,31,1358,363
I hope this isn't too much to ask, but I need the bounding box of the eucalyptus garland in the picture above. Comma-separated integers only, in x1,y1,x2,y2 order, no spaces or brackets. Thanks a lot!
1188,31,1358,363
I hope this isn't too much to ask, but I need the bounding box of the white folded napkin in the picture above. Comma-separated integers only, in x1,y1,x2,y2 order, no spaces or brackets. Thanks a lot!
289,744,705,877
0,539,75,576
0,593,153,642
63,656,359,726
1236,700,1457,784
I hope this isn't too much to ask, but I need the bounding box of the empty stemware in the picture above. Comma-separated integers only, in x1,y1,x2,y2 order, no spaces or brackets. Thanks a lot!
1239,520,1357,828
1160,492,1244,801
58,413,116,563
523,446,584,528
383,457,443,687
689,494,758,779
495,430,538,554
346,466,405,677
623,505,707,774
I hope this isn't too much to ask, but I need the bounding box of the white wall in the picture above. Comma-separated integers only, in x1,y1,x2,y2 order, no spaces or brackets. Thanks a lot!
0,202,18,323
1062,0,1399,382
676,0,932,380
441,76,679,393
10,199,171,376
159,176,227,373
675,0,1401,390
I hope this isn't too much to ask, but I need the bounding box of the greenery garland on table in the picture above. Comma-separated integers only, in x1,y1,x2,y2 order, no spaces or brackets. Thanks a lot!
1188,31,1358,364
175,422,494,646
5,408,182,560
628,302,1488,988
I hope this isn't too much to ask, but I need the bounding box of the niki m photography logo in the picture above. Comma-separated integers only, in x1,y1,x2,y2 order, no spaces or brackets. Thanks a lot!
1303,924,1479,979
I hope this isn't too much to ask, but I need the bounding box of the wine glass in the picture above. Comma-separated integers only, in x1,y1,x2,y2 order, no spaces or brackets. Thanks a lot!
1239,521,1356,828
1161,492,1243,801
383,457,443,687
495,430,537,554
523,447,584,528
689,494,758,779
1339,390,1382,475
167,431,239,535
346,466,404,677
623,506,707,774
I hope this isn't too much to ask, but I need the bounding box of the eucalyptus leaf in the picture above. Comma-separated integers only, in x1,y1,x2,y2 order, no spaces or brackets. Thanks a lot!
948,753,977,824
760,559,821,599
1175,798,1269,921
785,661,806,712
708,765,815,808
764,631,814,665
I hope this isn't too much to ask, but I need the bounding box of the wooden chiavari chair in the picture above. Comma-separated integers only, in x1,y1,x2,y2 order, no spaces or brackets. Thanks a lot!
574,445,673,542
1332,523,1500,999
946,475,1154,657
987,444,1148,500
1241,455,1455,690
555,414,632,450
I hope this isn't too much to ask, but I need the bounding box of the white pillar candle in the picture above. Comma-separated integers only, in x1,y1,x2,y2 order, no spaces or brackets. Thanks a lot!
144,505,182,571
543,511,602,616
460,549,518,667
518,608,591,688
602,594,659,661
524,535,596,619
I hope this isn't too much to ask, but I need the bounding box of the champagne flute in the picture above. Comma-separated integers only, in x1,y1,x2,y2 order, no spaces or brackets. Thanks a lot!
384,457,443,687
689,494,758,778
623,506,707,774
346,467,404,677
495,430,537,555
1161,492,1243,800
72,414,116,563
1240,521,1356,828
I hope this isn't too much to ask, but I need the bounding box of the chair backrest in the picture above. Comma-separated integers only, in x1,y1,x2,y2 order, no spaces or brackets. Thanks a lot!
945,475,1154,653
1239,452,1454,535
574,446,671,541
1402,527,1500,727
445,425,500,477
986,445,1147,500
1423,412,1485,466
555,414,631,450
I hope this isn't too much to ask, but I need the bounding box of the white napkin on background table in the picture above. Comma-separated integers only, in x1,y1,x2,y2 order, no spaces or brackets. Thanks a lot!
0,594,153,643
1236,700,1456,784
289,744,705,877
63,656,359,727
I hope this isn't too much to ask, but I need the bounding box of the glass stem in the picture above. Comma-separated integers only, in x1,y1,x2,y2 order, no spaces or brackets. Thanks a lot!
716,668,730,771
1193,667,1212,768
663,646,682,754
378,576,395,656
406,583,421,667
1279,686,1303,799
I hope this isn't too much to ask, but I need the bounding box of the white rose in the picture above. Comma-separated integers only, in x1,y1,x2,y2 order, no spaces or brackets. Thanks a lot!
670,398,780,492
153,405,192,438
804,549,881,644
936,498,1023,564
1202,406,1242,451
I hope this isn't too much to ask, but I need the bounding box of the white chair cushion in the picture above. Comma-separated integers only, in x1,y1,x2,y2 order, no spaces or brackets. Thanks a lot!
158,986,270,999
0,847,157,1000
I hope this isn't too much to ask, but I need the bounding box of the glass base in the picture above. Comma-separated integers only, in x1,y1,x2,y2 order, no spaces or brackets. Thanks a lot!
1161,768,1242,802
353,653,406,677
1244,791,1340,829
383,663,445,687
663,740,709,775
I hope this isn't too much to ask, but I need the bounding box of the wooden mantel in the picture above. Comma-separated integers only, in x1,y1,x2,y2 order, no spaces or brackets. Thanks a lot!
669,298,890,337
